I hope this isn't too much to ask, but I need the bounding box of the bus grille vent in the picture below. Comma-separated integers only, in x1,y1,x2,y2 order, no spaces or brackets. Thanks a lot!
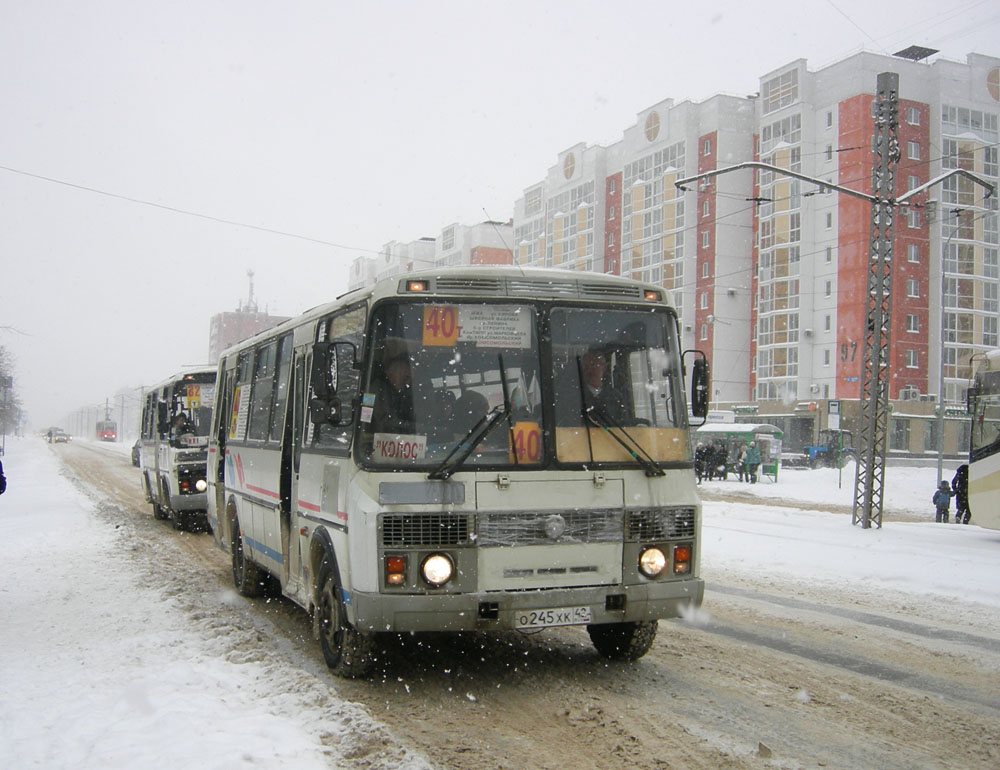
381,513,471,547
478,509,623,547
506,279,577,297
433,277,505,295
627,508,696,540
579,282,645,300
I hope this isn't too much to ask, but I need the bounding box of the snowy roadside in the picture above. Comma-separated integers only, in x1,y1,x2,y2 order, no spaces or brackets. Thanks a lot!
0,438,432,770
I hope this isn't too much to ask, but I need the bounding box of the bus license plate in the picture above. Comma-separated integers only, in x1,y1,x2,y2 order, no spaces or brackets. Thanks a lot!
514,606,592,629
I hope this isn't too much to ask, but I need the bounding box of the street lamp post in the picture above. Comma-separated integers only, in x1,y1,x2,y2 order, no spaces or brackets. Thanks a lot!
937,208,964,487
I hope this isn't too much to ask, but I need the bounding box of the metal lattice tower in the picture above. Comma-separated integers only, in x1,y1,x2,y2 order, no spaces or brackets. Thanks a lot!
852,72,900,529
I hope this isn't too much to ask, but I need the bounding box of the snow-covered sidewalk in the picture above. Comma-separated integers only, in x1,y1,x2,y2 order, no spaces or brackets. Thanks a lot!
0,438,428,770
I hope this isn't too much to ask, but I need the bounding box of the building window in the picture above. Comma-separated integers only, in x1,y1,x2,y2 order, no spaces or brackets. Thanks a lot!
702,200,710,218
907,244,919,263
907,141,920,160
906,314,919,333
442,227,455,251
700,323,708,341
905,349,918,368
608,232,615,247
608,205,616,220
890,418,910,451
824,315,831,332
609,179,616,195
701,231,710,248
703,138,711,155
825,246,832,263
825,280,832,298
823,349,831,366
762,69,799,114
825,212,833,229
826,111,833,128
701,262,710,278
906,279,919,298
700,292,708,309
907,208,921,229
924,420,939,451
906,106,920,125
825,144,833,161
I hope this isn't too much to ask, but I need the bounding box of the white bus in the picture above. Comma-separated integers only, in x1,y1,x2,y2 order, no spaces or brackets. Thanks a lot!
207,267,710,677
969,348,1000,529
140,367,217,531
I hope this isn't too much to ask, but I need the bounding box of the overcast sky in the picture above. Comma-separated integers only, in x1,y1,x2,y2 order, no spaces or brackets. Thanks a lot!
3,0,999,428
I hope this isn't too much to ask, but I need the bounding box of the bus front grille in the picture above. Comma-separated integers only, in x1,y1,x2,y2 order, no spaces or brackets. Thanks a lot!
478,509,624,547
627,507,696,540
381,513,472,547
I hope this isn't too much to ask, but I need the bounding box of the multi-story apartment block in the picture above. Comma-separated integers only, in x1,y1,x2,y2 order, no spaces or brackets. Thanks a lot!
434,220,514,267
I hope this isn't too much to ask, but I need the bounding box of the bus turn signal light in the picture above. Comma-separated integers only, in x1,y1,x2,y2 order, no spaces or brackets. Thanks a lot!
406,280,429,293
673,545,692,574
386,556,407,585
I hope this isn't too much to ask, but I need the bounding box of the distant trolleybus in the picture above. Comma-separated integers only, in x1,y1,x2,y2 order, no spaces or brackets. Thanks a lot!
140,367,217,531
969,348,1000,530
207,267,710,677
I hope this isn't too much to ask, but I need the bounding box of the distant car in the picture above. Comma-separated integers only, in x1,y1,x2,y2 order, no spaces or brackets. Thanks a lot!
52,430,70,443
131,439,141,467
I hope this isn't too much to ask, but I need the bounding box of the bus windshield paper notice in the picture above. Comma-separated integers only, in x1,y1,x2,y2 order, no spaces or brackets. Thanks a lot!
459,305,531,349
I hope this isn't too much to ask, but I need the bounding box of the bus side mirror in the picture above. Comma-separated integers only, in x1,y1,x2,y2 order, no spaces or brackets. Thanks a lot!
310,341,357,425
967,385,977,415
692,358,710,418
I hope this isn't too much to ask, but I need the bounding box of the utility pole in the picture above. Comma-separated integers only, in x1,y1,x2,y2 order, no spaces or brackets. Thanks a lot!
852,72,899,530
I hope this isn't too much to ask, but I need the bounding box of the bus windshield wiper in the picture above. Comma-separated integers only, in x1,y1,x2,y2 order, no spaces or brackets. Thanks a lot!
428,354,515,481
583,404,665,477
428,404,509,480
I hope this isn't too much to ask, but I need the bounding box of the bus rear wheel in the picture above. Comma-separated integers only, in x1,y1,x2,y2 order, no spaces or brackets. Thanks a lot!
231,517,265,597
587,620,658,661
316,569,374,678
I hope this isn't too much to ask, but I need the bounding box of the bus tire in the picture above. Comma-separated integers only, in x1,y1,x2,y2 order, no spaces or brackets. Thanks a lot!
231,517,265,597
587,620,658,661
316,567,375,678
152,502,169,520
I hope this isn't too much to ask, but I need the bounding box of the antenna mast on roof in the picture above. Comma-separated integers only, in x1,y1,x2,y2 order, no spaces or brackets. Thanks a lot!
246,269,257,313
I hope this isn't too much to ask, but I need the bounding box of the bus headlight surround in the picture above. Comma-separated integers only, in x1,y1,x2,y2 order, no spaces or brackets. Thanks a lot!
421,553,454,587
638,547,667,578
195,479,208,492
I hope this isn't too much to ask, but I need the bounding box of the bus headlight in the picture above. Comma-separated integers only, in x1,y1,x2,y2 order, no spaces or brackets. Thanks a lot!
638,547,667,578
195,479,208,492
421,554,454,587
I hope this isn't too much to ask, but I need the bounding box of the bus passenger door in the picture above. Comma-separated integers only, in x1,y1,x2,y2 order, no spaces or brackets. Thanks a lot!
280,351,307,594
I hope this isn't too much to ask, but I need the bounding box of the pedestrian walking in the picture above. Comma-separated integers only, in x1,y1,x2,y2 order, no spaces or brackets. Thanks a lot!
0,457,6,495
744,441,762,484
932,480,953,523
694,442,706,484
951,464,970,524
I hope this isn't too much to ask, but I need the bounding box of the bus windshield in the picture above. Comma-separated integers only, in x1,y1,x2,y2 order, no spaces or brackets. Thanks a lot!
358,300,688,470
971,367,1000,459
171,378,216,442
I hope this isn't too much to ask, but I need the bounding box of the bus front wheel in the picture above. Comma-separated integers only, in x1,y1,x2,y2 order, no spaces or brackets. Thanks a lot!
316,569,375,678
231,517,265,597
587,620,658,661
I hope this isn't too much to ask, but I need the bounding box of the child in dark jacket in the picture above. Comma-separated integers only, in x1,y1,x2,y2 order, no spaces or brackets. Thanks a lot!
932,480,953,523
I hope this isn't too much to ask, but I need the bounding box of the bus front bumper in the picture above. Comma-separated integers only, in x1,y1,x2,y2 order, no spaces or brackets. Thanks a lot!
349,578,704,633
